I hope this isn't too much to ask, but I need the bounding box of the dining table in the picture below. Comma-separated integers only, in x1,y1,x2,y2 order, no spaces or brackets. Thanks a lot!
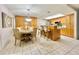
19,28,33,42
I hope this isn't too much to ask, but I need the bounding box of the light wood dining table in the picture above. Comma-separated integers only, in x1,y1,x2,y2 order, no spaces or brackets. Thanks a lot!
19,29,33,42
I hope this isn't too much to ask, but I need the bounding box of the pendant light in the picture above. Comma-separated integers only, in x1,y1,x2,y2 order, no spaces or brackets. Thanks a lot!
25,9,32,22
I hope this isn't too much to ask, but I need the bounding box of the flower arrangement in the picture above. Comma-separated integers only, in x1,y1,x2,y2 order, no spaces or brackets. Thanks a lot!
55,21,66,29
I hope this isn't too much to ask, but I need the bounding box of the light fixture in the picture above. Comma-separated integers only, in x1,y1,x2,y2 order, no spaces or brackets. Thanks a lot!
25,9,32,22
45,13,65,19
25,18,32,22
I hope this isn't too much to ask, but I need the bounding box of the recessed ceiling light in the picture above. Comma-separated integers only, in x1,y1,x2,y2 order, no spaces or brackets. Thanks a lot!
48,11,51,13
45,13,64,19
25,18,32,22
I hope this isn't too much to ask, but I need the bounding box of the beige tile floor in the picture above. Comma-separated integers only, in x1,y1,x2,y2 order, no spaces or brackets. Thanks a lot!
0,35,79,55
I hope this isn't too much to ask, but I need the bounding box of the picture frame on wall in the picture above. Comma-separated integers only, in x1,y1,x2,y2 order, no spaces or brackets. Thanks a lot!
2,12,13,28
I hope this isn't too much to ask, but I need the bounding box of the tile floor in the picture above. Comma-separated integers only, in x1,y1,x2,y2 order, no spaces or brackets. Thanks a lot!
0,35,79,55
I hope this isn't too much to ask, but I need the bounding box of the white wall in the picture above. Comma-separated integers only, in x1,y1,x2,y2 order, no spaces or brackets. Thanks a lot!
0,4,15,28
74,11,77,39
0,5,15,49
0,28,13,49
76,10,79,39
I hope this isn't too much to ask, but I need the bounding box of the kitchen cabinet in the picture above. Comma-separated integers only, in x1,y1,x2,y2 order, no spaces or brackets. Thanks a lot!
48,26,60,41
50,14,74,38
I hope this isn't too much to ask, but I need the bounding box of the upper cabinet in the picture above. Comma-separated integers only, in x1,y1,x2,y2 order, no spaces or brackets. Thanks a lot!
15,16,25,27
31,17,37,28
15,16,37,28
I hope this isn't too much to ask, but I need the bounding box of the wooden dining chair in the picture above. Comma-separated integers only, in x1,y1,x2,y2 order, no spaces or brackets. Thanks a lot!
13,29,24,46
31,28,37,43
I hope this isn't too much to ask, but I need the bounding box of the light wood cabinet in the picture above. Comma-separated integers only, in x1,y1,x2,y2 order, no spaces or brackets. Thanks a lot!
15,16,25,27
70,14,74,37
48,26,60,41
64,14,74,38
60,17,66,35
31,17,37,28
15,16,37,29
50,14,74,38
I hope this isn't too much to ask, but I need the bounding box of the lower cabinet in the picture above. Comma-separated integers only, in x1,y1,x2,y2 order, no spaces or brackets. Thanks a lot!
48,26,60,41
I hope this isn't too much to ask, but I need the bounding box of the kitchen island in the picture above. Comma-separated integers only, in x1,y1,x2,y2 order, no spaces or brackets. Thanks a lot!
48,25,60,41
42,25,60,41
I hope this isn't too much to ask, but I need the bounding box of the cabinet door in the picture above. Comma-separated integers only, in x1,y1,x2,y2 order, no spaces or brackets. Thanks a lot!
70,14,74,38
67,15,71,37
65,14,74,38
61,17,66,35
64,16,69,36
31,17,37,28
15,16,25,27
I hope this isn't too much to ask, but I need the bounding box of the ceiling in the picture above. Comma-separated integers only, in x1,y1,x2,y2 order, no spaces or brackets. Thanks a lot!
4,4,75,19
67,4,79,10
